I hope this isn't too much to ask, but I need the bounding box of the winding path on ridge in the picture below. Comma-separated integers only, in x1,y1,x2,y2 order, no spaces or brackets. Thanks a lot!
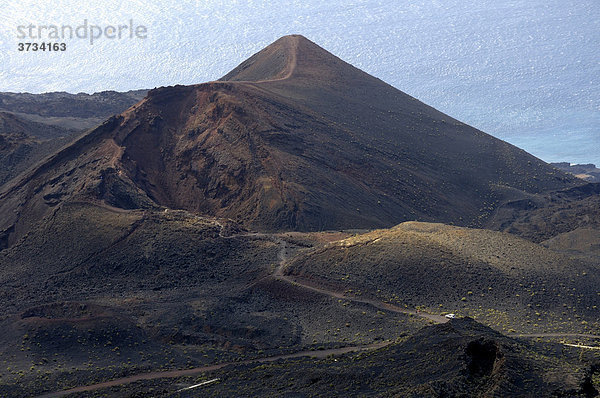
267,234,600,339
216,219,600,338
22,37,600,396
37,207,600,397
208,34,299,86
271,237,449,324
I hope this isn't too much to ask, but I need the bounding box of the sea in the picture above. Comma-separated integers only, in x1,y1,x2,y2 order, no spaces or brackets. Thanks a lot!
0,0,598,164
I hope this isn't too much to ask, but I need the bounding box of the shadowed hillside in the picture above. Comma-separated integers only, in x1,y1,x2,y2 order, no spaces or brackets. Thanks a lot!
52,318,598,397
192,318,596,397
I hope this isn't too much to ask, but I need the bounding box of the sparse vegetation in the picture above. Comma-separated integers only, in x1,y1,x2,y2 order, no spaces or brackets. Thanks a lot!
0,35,598,397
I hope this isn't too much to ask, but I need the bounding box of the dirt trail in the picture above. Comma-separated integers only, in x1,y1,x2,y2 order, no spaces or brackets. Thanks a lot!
270,239,600,338
271,237,449,324
39,205,600,396
90,204,600,337
284,274,447,324
36,342,389,398
87,204,600,337
269,237,600,339
211,35,299,86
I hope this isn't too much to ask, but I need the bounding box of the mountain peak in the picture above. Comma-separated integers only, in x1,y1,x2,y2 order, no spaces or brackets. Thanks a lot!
219,34,352,85
0,36,580,242
220,35,301,82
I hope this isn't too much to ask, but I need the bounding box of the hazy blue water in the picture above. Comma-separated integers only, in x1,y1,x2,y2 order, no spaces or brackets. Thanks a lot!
380,1,600,165
0,0,598,164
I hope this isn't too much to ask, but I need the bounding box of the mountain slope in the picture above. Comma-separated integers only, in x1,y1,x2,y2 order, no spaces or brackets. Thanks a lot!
0,35,581,246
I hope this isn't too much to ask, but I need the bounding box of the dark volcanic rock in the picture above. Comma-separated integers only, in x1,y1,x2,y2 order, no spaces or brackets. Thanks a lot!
0,35,581,242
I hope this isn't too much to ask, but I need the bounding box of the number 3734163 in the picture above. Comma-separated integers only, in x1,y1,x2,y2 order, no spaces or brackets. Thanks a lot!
18,42,66,51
